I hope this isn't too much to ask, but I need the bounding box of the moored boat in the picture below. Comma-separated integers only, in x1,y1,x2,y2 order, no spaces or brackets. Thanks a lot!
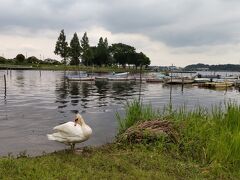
108,77,135,81
107,72,135,81
67,76,95,81
194,78,211,83
165,78,194,84
199,81,233,88
146,73,166,83
65,72,95,81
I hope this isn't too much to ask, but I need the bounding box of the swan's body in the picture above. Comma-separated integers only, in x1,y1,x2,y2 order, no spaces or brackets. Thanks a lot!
47,114,92,150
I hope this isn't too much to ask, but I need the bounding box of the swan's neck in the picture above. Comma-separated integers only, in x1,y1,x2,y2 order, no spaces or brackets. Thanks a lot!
81,123,92,138
80,118,86,125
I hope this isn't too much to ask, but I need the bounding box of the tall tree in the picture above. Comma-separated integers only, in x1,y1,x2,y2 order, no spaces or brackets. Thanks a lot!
110,43,136,68
81,32,93,66
54,29,69,65
103,37,108,48
103,37,111,65
135,52,150,69
69,32,81,65
81,32,90,50
90,46,98,66
95,37,110,66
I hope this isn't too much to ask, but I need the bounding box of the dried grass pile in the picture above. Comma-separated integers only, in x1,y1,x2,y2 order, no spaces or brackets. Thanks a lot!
117,120,179,144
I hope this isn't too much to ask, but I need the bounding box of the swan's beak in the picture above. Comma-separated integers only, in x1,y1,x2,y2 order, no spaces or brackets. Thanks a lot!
74,118,82,126
74,118,78,126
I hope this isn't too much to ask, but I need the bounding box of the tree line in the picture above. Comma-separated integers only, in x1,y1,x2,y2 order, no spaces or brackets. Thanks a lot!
184,63,240,72
0,54,61,65
54,30,151,68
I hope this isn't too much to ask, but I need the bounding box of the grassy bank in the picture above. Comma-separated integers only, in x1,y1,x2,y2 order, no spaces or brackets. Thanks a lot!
117,100,240,178
0,144,212,179
1,101,240,179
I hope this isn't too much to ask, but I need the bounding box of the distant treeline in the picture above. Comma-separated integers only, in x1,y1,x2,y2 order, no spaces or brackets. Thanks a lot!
54,30,150,68
184,63,240,71
0,54,61,65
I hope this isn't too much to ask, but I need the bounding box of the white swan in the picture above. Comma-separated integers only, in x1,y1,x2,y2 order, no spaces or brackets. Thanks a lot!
47,113,92,150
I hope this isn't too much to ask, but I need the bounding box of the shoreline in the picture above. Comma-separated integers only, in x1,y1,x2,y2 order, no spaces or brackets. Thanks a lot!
0,64,145,73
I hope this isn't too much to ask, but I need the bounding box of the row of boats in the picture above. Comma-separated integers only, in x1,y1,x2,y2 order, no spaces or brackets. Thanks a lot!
65,72,162,82
65,72,240,89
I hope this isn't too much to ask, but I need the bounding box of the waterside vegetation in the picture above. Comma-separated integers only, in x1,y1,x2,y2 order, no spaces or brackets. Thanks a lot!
1,101,240,179
117,100,240,178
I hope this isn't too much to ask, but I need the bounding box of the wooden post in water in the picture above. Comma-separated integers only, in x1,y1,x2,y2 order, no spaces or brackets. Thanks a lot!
170,64,173,83
169,83,173,112
169,64,173,111
138,65,143,102
181,72,184,92
4,74,6,96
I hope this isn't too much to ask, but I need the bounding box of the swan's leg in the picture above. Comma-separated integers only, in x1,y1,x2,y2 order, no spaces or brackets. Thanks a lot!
70,143,75,152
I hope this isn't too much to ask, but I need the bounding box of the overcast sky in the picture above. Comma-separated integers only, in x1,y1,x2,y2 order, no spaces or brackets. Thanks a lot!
1,0,240,66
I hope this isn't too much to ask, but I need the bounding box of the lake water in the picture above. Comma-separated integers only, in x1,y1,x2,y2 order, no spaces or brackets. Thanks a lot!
0,70,240,156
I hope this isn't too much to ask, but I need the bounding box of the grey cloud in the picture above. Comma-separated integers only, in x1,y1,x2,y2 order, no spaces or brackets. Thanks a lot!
0,0,240,48
100,0,240,47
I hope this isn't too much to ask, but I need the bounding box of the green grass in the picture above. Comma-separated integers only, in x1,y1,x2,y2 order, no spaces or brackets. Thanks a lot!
117,100,240,178
0,144,213,180
167,103,240,170
117,100,159,134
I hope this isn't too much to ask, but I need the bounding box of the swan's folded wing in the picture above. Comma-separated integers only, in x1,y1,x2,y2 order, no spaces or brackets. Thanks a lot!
53,122,84,137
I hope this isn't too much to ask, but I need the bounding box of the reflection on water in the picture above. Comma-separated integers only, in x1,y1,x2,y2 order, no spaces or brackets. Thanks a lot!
0,70,240,156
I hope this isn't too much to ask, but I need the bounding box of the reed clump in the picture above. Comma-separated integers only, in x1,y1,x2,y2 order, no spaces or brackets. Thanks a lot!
117,100,158,134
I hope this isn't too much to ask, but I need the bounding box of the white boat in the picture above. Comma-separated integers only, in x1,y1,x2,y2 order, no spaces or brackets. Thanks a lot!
67,76,95,81
107,72,135,81
194,78,211,83
108,77,135,81
65,72,95,81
